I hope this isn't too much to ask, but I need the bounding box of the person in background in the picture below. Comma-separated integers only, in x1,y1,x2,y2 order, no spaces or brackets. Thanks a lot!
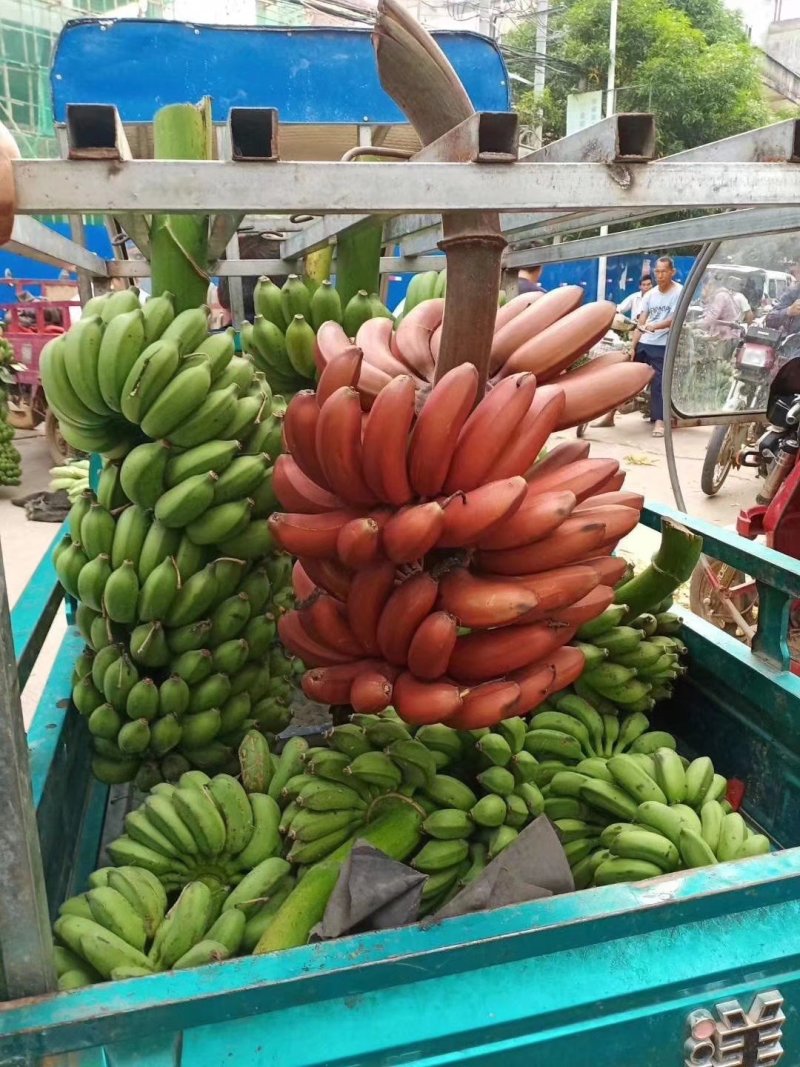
728,276,754,325
592,276,653,428
636,256,683,438
699,274,740,340
766,260,800,334
517,264,546,295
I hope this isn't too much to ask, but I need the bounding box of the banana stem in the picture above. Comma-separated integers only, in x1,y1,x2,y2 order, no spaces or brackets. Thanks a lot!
335,220,383,309
614,518,703,623
151,100,213,313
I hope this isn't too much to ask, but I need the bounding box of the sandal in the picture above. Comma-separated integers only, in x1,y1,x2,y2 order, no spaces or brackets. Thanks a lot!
652,425,664,438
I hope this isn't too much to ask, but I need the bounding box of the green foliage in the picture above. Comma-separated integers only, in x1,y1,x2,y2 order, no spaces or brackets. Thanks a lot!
504,0,770,156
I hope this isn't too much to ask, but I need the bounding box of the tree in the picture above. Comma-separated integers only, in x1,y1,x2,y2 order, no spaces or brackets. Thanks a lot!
504,0,770,156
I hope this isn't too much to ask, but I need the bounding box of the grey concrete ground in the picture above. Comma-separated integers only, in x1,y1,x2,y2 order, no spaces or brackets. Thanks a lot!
0,415,759,725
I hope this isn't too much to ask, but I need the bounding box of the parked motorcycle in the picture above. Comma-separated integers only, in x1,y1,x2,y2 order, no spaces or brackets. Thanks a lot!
699,320,778,496
689,352,800,669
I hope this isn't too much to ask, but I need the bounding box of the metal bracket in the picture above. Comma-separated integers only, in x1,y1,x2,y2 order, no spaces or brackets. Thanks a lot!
412,111,518,163
228,107,280,162
65,103,132,161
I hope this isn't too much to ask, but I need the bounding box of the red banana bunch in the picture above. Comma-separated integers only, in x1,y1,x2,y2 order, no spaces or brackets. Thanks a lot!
269,344,646,729
315,287,654,430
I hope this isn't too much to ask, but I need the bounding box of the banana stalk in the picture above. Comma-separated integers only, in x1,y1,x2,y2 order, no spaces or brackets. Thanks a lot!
335,221,383,310
304,247,333,290
150,100,213,313
373,0,505,395
614,519,703,623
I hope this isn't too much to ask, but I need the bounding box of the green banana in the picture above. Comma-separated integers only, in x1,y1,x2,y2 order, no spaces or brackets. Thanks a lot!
736,834,771,859
629,731,677,755
234,793,282,868
576,604,628,639
488,825,520,859
412,838,470,874
97,308,146,412
121,339,181,424
165,564,219,627
607,755,667,805
138,555,181,621
157,675,189,719
111,505,150,570
530,712,592,754
589,626,643,656
62,315,110,417
423,775,478,812
141,291,175,344
580,779,639,821
679,828,718,868
160,306,210,354
120,441,170,511
700,800,725,855
524,729,583,763
80,503,116,560
310,279,343,330
54,916,152,979
86,886,147,951
96,462,128,512
198,328,236,379
285,314,317,377
653,748,687,803
149,881,214,969
684,757,715,808
476,766,516,797
154,471,217,529
141,356,213,439
386,739,437,788
609,828,679,872
40,336,100,426
593,857,663,885
149,714,183,757
716,812,747,862
166,384,239,449
342,290,373,339
206,908,246,954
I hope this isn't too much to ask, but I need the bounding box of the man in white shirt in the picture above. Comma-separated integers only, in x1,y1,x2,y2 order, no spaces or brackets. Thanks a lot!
617,275,653,322
592,276,654,427
728,276,754,325
636,256,683,437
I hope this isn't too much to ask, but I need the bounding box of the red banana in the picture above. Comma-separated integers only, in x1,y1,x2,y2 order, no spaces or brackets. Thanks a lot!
337,516,382,569
347,562,397,656
582,555,628,586
358,317,421,381
448,680,522,730
273,455,343,514
575,490,644,513
500,302,616,381
316,321,355,368
300,593,365,657
268,510,358,558
593,470,626,494
438,476,527,548
302,660,386,704
406,611,458,680
489,386,566,480
477,519,608,576
382,501,445,564
438,568,539,628
316,386,378,506
509,645,586,715
526,439,590,481
283,390,332,489
376,571,439,666
561,350,631,379
356,362,394,409
490,286,584,374
548,584,615,626
393,298,443,379
278,611,352,667
407,364,479,497
510,564,600,619
292,560,317,602
475,488,576,551
493,290,545,333
447,622,577,683
524,457,620,502
430,323,442,361
362,374,416,505
571,503,640,543
555,361,654,431
316,346,363,407
393,672,465,725
350,671,394,714
444,373,537,493
299,556,353,601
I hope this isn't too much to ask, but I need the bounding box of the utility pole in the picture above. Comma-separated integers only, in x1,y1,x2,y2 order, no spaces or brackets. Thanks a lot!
533,0,549,148
597,0,618,302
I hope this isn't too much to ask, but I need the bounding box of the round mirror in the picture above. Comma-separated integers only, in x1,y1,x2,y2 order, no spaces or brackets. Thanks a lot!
670,232,799,421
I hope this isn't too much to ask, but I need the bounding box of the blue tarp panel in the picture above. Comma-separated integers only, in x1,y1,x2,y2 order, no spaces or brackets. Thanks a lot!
51,22,510,124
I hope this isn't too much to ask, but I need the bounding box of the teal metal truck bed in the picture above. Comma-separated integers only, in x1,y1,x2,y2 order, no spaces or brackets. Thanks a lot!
1,502,799,1066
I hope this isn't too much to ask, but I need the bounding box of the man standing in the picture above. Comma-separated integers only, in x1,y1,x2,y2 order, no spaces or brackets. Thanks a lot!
728,276,754,325
636,256,683,438
592,276,653,428
517,265,546,295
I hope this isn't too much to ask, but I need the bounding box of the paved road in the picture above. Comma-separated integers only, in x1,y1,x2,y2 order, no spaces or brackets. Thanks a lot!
0,415,760,722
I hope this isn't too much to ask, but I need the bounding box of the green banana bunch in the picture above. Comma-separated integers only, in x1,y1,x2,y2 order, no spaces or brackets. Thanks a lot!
243,273,394,397
49,459,90,502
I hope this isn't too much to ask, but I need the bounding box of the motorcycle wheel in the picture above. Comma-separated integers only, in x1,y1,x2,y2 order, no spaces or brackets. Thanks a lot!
45,409,70,465
700,424,738,497
688,558,758,639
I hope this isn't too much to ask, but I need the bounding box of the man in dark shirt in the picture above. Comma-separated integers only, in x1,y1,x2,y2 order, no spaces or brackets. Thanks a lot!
766,263,800,334
517,265,546,295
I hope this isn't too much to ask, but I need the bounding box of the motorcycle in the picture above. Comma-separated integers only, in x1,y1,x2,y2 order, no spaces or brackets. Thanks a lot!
699,319,778,496
689,350,800,670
